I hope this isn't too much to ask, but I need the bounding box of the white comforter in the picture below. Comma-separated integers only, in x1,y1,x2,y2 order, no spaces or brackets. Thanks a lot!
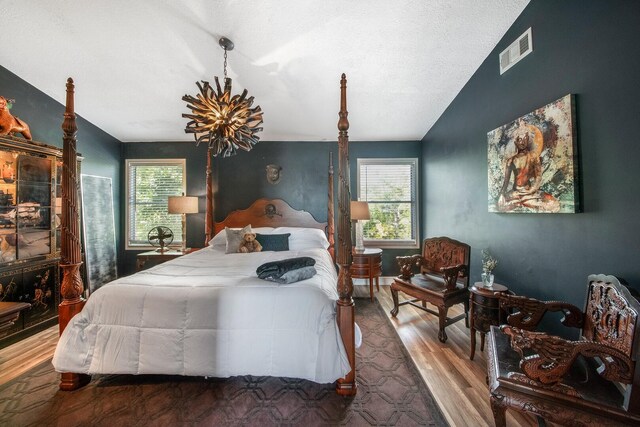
53,246,351,383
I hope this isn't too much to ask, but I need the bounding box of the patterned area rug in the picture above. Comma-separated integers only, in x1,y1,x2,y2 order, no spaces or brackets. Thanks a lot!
0,298,446,426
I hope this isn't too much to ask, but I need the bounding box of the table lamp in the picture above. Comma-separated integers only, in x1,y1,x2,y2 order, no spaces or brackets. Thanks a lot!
350,201,370,253
168,195,199,253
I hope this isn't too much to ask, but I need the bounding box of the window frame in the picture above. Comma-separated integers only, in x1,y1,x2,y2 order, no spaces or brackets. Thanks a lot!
356,157,420,249
125,158,187,250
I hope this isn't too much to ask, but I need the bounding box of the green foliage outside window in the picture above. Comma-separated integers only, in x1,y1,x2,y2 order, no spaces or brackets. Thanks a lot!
363,202,412,240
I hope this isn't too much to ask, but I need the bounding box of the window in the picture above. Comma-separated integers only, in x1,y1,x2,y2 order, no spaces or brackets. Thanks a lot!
126,159,186,249
357,158,419,248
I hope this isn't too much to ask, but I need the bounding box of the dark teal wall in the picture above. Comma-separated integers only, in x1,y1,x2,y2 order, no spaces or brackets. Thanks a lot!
0,66,122,271
421,0,640,306
122,140,422,275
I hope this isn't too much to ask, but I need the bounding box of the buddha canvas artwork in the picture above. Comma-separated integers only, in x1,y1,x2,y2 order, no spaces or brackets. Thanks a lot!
487,94,578,213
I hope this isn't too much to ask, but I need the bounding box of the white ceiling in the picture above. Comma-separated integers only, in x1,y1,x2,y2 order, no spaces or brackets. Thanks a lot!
0,0,529,142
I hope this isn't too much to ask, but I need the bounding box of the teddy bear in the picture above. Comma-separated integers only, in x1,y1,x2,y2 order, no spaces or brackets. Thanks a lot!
238,232,263,253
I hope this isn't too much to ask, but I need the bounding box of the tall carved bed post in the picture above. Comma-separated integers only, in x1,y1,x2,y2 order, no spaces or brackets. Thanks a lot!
336,73,356,396
205,147,214,245
58,78,90,390
327,152,335,261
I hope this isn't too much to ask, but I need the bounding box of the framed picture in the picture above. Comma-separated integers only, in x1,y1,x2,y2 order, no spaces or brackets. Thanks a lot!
487,94,578,213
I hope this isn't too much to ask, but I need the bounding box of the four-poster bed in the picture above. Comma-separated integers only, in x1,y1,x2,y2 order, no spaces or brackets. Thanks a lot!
55,74,357,395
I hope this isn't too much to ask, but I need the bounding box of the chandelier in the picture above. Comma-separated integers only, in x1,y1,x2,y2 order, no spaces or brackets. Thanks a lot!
182,37,263,157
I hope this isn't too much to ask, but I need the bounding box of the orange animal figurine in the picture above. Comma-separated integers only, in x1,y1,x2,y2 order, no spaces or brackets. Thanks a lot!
0,96,32,140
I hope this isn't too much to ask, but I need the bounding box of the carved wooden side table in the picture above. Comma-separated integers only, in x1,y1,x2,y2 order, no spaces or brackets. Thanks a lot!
469,282,509,360
351,248,382,302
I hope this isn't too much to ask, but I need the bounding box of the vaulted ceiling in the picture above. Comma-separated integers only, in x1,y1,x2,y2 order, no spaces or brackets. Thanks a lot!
1,0,529,142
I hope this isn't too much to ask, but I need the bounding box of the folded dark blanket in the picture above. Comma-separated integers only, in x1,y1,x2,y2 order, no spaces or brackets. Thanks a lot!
263,266,317,284
256,257,316,280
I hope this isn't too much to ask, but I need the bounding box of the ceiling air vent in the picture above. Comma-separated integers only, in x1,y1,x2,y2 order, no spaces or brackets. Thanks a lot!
499,28,533,75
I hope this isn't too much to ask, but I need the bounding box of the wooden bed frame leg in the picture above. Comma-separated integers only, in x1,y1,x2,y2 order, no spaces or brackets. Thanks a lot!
336,274,357,396
59,372,91,391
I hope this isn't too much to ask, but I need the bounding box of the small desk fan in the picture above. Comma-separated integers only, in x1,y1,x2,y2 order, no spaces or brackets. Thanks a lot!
147,226,174,252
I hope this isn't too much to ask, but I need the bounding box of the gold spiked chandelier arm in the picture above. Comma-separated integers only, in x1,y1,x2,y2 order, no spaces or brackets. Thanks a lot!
182,37,263,158
182,77,263,156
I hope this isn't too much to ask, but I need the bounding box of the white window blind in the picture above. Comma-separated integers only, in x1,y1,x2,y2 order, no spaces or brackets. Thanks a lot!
126,159,185,249
357,158,419,248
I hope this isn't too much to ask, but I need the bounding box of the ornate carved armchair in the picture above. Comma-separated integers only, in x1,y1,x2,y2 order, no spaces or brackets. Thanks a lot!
390,236,470,343
487,274,640,426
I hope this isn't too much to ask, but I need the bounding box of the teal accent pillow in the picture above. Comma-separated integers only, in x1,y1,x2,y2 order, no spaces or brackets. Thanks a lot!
256,233,291,251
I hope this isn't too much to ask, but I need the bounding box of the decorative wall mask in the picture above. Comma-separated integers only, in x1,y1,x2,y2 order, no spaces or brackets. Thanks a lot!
0,96,32,140
266,164,282,184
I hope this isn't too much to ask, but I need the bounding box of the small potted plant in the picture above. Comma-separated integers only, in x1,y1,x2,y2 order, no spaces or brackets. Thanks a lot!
481,249,498,288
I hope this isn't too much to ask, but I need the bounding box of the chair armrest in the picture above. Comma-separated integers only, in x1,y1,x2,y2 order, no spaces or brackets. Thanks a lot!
499,293,583,331
440,264,468,290
396,254,423,279
501,325,634,385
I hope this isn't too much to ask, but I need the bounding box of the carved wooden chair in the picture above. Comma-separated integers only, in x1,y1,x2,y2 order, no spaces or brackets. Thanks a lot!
487,274,640,426
390,236,470,343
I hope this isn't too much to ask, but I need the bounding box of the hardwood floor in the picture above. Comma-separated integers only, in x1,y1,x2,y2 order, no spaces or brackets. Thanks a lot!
355,279,537,427
0,326,58,386
0,280,537,426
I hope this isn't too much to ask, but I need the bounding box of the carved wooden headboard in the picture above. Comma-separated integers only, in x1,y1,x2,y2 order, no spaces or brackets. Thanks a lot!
213,198,327,235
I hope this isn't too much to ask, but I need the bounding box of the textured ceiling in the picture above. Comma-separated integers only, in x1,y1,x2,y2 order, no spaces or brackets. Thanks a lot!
0,0,528,142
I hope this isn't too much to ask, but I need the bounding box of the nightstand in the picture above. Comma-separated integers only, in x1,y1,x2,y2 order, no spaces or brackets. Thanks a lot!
351,248,383,302
136,249,194,272
469,283,510,360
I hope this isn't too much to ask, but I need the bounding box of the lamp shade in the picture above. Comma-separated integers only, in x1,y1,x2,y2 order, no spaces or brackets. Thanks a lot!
350,201,370,221
168,196,199,214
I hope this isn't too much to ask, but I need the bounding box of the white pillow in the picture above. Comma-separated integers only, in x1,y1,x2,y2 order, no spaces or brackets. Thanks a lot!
271,227,330,250
208,226,275,248
208,231,228,248
251,227,276,234
224,225,252,254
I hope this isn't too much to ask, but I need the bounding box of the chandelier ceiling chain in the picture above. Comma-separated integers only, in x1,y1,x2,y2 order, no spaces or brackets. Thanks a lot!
223,48,228,80
182,37,263,158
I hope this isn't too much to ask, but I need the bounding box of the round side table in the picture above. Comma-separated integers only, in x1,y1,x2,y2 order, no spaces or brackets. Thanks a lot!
351,248,383,302
469,282,509,360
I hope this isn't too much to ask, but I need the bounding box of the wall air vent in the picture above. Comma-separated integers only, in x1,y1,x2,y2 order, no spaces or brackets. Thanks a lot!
499,27,533,75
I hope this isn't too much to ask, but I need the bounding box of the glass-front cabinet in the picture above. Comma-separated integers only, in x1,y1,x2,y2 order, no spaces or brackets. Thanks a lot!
0,152,54,262
0,135,65,346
